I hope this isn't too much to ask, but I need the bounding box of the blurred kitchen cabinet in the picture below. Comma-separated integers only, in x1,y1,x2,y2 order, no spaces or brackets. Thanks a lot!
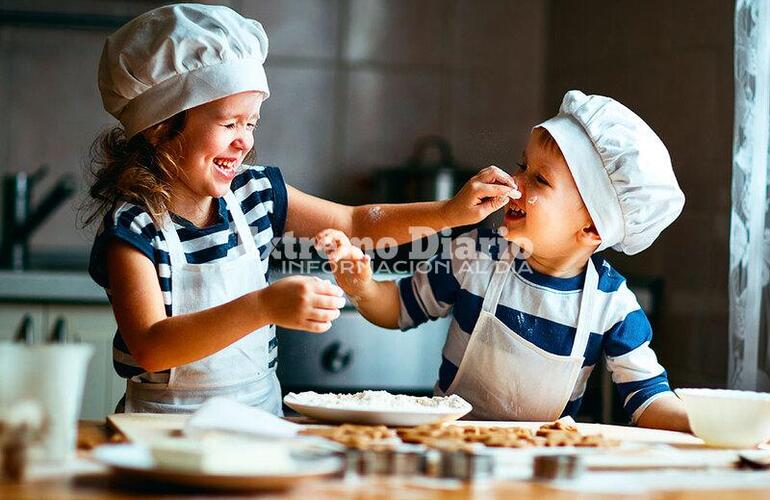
0,305,46,342
45,305,123,419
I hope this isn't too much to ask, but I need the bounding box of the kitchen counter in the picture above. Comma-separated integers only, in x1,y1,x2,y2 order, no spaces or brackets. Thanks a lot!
2,421,770,499
0,270,107,304
0,268,403,305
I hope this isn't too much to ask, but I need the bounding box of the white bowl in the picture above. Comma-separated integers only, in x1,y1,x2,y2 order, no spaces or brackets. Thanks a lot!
675,388,770,448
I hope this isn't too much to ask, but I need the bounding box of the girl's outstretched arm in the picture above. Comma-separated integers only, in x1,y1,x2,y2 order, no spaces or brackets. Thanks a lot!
285,166,518,247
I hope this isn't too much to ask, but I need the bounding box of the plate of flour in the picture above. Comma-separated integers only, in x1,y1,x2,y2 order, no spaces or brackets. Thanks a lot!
283,390,472,426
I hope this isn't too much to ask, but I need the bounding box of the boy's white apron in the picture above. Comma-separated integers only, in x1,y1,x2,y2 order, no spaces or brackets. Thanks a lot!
440,248,598,421
125,191,282,415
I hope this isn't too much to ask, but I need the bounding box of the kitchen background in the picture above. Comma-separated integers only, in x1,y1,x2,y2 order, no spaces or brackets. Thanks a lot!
0,1,732,418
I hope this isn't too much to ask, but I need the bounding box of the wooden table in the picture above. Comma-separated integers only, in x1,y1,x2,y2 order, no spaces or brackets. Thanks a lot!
1,421,769,499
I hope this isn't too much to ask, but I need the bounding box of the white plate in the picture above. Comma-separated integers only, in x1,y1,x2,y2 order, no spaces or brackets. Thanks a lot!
92,443,343,491
283,395,472,426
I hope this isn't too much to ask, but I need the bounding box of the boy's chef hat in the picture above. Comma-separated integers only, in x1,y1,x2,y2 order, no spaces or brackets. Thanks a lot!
537,90,685,255
98,3,269,139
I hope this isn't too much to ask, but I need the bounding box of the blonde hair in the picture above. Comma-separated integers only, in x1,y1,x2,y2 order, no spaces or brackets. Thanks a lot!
534,126,565,160
82,112,187,226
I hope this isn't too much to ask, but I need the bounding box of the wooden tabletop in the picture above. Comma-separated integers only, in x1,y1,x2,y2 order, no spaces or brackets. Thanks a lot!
1,420,770,499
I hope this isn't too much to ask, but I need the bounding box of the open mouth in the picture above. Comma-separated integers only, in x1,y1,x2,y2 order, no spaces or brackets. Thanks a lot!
505,203,527,221
213,157,239,179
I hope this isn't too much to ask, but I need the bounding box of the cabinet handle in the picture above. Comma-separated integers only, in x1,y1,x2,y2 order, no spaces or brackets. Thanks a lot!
14,314,34,344
48,317,66,343
48,316,79,343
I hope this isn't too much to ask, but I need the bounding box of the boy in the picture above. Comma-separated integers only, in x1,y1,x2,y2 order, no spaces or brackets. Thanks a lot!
317,91,690,431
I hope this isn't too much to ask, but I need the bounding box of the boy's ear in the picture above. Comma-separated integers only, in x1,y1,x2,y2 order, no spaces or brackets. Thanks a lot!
579,223,602,247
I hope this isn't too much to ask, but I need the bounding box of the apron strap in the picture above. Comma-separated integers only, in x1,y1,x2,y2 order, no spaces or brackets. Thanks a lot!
570,258,598,358
160,212,186,267
224,191,259,256
160,192,258,266
480,242,515,314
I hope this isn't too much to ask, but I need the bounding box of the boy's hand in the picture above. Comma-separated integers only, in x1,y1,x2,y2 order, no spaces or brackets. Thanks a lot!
441,166,521,226
260,276,346,333
314,229,374,301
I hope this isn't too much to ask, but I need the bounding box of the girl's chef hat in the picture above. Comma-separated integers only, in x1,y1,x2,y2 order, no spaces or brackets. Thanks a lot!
98,3,269,139
538,90,685,255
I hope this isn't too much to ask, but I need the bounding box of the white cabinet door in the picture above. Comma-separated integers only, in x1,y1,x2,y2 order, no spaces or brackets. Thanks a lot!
0,304,46,342
47,305,124,419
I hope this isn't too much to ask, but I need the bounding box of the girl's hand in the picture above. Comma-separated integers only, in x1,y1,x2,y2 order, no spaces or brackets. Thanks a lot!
314,229,374,301
260,276,346,333
441,165,521,226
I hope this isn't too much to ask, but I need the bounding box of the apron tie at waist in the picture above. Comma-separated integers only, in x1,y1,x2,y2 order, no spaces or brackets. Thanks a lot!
126,371,282,414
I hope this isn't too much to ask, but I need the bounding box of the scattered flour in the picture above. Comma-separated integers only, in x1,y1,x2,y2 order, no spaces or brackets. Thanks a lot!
287,390,469,412
367,206,384,223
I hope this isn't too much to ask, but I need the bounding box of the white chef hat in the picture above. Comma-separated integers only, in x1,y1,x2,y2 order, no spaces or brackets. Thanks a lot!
537,90,685,255
98,3,270,139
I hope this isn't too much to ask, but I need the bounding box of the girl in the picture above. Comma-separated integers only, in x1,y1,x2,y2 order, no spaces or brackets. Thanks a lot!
85,3,516,414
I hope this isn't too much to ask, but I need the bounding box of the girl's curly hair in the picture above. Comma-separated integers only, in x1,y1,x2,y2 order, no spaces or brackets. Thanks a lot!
82,112,187,227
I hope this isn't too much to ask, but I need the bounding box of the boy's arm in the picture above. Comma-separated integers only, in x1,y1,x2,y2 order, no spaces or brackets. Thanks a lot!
317,228,462,329
351,280,401,329
285,166,518,247
635,393,691,432
604,306,689,432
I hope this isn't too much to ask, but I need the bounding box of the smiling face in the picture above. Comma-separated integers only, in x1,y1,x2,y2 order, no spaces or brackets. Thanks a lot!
502,127,600,262
170,91,264,206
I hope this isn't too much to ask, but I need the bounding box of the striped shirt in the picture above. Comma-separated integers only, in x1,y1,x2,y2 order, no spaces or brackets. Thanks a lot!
397,228,671,423
88,165,287,382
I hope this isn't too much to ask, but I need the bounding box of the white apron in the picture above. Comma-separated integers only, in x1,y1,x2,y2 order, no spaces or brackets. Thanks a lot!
442,248,598,421
124,191,283,415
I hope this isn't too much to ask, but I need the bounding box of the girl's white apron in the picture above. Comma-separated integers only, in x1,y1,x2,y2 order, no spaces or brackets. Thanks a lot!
125,191,282,415
440,246,598,421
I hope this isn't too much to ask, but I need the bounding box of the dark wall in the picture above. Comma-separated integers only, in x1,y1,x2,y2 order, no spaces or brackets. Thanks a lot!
0,0,548,259
546,0,734,387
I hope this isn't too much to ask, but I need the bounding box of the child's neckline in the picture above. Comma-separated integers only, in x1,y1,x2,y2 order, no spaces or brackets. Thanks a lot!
170,197,229,231
512,256,596,292
484,229,595,292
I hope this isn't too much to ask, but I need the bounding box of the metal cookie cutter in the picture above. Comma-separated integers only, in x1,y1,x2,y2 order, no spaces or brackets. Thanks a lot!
391,444,428,476
360,446,395,476
358,444,429,477
532,454,584,481
438,448,495,481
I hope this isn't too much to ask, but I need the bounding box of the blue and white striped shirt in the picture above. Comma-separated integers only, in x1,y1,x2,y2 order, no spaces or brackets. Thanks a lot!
397,228,671,423
89,165,287,382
